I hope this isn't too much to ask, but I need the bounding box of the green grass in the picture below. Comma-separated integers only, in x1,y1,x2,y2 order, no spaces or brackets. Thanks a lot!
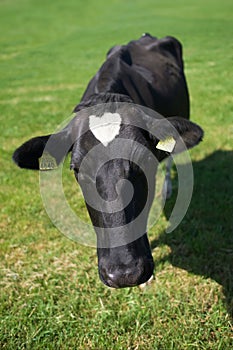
0,0,233,348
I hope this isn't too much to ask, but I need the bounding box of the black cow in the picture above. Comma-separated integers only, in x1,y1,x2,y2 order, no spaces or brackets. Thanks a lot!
13,34,203,288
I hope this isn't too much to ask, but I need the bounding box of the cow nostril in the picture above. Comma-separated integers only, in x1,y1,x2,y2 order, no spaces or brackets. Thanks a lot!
99,269,120,288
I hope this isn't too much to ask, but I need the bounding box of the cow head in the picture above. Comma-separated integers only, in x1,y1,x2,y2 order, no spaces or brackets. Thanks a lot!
13,93,203,288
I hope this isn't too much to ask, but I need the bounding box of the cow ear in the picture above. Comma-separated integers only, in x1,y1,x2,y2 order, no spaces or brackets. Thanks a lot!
13,135,51,170
152,117,204,154
13,130,72,170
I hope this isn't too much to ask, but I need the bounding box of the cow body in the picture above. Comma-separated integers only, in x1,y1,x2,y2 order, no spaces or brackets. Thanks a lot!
13,34,203,288
80,34,189,119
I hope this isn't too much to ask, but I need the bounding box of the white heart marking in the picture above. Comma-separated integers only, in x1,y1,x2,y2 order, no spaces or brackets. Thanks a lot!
89,112,122,146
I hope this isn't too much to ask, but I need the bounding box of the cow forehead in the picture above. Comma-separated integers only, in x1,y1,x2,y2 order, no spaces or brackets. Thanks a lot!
70,103,170,170
71,112,154,174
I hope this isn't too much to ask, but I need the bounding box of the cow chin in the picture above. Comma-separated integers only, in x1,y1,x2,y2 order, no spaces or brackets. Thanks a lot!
97,234,154,288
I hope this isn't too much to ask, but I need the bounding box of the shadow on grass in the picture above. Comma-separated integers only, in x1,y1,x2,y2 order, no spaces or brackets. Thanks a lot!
151,150,233,318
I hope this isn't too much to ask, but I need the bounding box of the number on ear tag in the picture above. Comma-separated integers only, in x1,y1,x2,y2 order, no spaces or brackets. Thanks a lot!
39,152,58,170
156,137,176,152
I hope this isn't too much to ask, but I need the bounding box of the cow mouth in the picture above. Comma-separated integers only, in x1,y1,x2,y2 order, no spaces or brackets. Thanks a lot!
102,272,154,289
99,259,154,288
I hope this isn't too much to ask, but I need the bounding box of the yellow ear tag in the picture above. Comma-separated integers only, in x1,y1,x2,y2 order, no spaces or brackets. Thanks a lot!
39,152,58,170
156,137,176,152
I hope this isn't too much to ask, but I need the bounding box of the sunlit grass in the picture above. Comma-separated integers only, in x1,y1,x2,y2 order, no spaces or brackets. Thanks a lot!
0,0,233,348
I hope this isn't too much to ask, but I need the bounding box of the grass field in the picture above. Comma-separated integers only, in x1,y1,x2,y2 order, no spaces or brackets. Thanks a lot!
0,0,233,349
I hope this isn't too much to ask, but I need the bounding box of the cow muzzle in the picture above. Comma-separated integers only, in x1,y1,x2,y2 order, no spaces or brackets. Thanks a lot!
99,258,154,288
97,234,154,288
